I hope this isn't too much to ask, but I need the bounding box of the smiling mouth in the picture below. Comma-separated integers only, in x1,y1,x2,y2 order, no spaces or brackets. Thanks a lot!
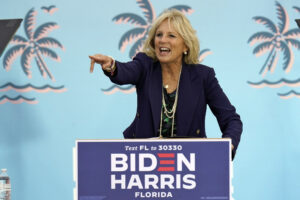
159,47,170,55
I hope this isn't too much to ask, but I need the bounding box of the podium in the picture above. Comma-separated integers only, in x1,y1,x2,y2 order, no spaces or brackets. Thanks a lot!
73,139,233,200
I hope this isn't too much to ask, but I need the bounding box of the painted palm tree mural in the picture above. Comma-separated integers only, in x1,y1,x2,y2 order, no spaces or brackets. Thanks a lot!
102,0,212,95
247,1,300,99
3,7,64,81
0,7,66,104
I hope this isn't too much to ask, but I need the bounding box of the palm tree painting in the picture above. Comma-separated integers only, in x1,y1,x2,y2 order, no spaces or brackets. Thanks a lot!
2,7,64,82
248,1,300,77
247,1,300,99
112,0,194,58
0,7,65,104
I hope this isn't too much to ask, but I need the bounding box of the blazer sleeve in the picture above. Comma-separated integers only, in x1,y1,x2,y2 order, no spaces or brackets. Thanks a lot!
104,52,150,85
205,68,243,155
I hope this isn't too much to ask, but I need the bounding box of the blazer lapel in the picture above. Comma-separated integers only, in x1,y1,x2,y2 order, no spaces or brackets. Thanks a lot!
176,63,201,136
149,61,162,136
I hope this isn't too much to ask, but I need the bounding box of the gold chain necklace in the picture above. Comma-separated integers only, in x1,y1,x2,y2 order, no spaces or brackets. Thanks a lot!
159,66,182,138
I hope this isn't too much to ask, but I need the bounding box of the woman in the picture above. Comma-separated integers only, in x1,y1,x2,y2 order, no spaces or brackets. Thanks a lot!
89,9,242,158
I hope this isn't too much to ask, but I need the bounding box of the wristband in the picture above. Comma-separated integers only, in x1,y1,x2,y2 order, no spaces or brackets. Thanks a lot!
107,56,116,76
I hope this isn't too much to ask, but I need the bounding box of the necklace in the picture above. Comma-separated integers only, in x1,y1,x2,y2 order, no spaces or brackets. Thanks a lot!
159,66,182,138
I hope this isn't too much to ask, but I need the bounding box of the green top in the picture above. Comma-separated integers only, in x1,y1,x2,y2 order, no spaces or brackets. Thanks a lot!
160,88,177,137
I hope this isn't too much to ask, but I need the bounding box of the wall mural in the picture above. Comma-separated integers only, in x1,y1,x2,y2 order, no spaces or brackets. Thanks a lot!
101,0,212,95
247,1,300,99
0,6,65,104
41,5,58,15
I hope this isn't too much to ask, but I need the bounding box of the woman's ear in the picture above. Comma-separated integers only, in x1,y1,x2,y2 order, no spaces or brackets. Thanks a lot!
184,45,189,54
184,47,189,55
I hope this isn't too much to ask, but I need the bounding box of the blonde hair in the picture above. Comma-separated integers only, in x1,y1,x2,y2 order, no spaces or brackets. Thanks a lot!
143,9,200,64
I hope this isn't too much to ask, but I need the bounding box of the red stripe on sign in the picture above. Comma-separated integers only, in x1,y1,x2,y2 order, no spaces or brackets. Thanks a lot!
157,153,175,158
160,160,175,165
157,167,175,171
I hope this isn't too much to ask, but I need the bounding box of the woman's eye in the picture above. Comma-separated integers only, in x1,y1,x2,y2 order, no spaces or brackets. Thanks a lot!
156,33,162,37
169,34,176,38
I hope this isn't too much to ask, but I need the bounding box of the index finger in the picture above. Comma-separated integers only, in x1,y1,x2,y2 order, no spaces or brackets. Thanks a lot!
90,59,95,73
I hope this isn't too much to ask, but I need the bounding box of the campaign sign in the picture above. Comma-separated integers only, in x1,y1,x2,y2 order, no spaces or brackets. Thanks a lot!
74,139,232,200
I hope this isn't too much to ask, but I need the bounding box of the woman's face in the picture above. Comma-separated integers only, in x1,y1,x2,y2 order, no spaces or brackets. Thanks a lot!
154,19,187,66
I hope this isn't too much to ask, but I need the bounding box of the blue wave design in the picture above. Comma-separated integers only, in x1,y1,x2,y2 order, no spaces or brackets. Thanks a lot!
278,90,300,96
0,95,36,101
101,84,135,92
248,78,300,85
0,82,65,90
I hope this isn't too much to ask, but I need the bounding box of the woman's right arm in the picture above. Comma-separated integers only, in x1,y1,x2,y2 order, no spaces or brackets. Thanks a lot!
89,53,148,85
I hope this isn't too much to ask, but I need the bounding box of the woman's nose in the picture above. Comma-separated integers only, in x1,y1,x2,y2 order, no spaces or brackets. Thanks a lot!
159,35,167,43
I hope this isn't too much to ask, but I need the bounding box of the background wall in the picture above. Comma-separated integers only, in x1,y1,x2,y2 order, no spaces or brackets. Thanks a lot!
1,0,300,199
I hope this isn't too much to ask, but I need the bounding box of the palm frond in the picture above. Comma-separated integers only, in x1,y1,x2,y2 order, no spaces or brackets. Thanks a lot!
279,41,293,72
129,37,145,58
38,47,60,62
2,45,26,71
118,28,145,51
33,22,59,40
112,13,147,26
137,0,155,23
283,28,300,39
36,37,64,50
293,6,300,13
10,35,28,45
248,31,274,46
200,49,211,54
275,1,289,34
253,16,278,33
285,38,300,50
168,5,193,15
21,47,35,78
199,49,212,63
24,8,37,40
253,41,274,56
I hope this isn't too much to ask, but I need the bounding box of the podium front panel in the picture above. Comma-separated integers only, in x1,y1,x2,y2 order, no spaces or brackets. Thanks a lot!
73,139,232,200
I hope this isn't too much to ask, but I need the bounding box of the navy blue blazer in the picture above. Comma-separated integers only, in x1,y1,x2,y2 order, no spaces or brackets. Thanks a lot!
107,52,242,153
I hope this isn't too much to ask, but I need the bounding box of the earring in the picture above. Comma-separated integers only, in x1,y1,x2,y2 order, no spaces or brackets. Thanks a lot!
184,51,187,55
